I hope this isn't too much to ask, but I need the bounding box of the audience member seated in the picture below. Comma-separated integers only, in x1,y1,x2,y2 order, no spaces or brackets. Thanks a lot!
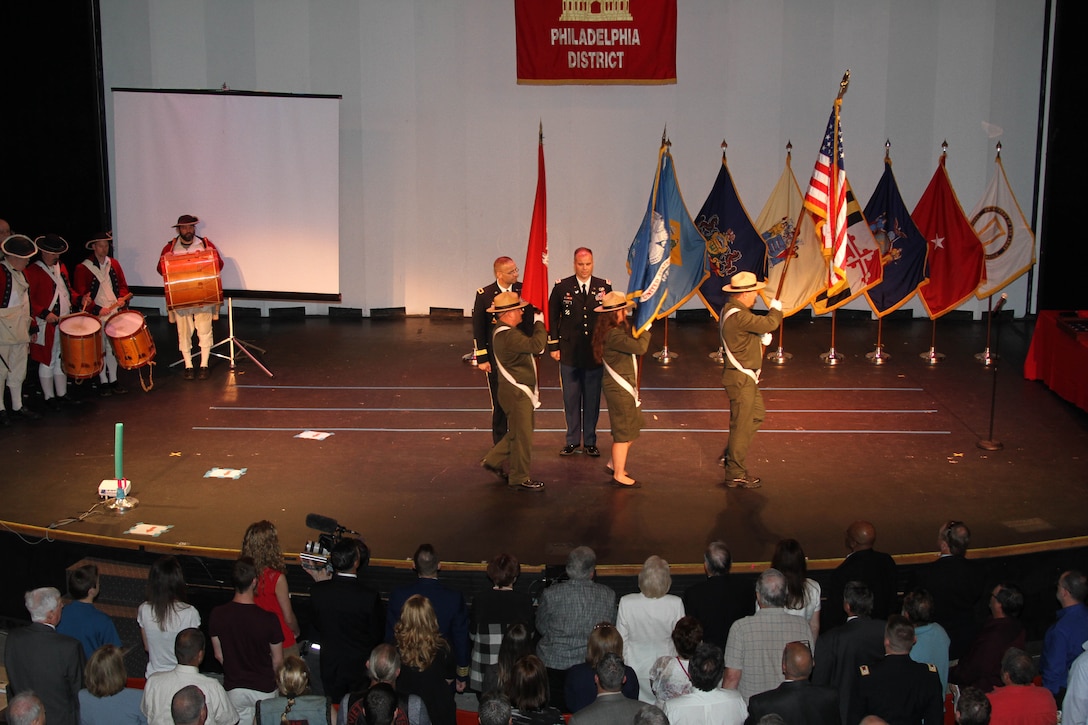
772,539,822,640
536,546,617,712
957,687,992,725
506,655,565,725
138,556,201,677
483,622,535,699
563,623,639,713
852,615,944,725
648,616,702,707
617,555,685,703
79,644,148,725
394,594,457,725
56,563,123,660
663,642,747,725
986,648,1057,725
470,553,535,693
744,641,839,725
141,627,239,725
903,589,951,694
242,520,303,658
1039,570,1088,704
682,541,751,650
570,652,644,725
950,583,1026,693
255,654,332,724
812,581,886,725
339,643,431,725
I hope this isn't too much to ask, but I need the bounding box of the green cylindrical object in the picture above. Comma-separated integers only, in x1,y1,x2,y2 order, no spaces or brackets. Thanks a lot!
115,422,124,480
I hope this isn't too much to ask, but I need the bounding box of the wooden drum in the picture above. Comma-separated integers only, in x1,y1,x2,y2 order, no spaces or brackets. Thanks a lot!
104,310,156,370
162,250,223,311
58,312,104,379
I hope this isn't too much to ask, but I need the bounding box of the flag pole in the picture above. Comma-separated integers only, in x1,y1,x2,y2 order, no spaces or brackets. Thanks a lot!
974,142,1003,367
920,141,950,364
767,141,796,365
867,140,895,365
652,131,679,365
710,140,729,365
820,74,850,366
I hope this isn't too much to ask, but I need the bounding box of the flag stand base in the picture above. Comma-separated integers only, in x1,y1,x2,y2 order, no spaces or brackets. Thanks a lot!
974,348,999,366
977,438,1003,451
653,346,678,365
919,347,945,365
820,347,844,365
766,347,792,365
708,348,724,365
866,345,891,365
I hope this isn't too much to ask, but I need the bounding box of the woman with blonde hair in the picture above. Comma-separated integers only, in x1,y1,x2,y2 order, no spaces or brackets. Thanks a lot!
79,644,147,724
137,555,200,676
563,622,640,713
242,520,302,657
395,594,456,725
255,655,331,724
616,556,685,703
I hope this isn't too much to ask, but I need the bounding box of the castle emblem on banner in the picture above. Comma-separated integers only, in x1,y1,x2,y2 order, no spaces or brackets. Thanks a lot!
560,0,633,22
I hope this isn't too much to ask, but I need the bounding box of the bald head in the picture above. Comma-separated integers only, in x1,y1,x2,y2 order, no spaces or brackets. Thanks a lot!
782,641,813,680
846,521,876,551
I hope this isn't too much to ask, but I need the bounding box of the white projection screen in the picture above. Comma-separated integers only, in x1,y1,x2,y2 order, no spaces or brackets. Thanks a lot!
112,89,341,300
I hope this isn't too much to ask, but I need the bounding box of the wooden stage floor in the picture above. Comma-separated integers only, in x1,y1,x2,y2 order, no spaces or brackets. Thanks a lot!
2,310,1086,571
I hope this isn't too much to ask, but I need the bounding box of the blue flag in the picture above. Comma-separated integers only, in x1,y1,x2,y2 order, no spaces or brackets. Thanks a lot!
627,144,709,336
694,154,767,317
863,157,929,316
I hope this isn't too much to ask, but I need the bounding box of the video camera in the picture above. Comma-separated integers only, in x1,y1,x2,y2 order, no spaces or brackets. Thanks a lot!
301,513,360,571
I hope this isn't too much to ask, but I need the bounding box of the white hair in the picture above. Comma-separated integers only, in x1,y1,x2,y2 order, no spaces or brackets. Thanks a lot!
24,587,61,623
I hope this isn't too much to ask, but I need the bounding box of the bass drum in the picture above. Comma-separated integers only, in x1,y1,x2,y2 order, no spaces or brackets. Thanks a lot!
58,313,104,379
104,310,156,370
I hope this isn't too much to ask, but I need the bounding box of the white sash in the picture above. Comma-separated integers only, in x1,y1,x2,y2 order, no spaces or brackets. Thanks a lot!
492,325,541,409
720,307,760,384
36,261,71,317
82,258,119,311
604,355,641,407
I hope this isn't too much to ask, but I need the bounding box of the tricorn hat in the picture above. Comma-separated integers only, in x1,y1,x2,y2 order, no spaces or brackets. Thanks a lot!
594,291,635,313
172,214,200,227
86,231,113,250
486,291,531,314
722,270,767,293
34,234,69,255
2,234,38,259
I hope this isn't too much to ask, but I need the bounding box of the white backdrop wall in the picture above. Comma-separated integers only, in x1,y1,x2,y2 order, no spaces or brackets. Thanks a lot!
99,0,1048,318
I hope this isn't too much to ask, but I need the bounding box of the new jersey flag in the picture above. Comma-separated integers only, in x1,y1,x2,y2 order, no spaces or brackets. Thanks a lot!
521,125,550,328
758,154,825,316
970,155,1036,299
863,157,929,317
627,143,709,337
914,155,985,319
694,151,766,318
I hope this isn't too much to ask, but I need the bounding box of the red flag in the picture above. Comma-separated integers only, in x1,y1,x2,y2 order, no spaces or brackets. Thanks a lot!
914,155,985,319
521,124,550,328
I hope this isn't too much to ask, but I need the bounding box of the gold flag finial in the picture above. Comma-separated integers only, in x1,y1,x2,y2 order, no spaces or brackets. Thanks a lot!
995,141,1002,159
661,125,667,146
721,139,727,159
837,69,851,100
885,139,891,161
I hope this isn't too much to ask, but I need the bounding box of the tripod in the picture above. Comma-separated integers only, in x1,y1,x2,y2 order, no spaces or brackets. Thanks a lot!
171,298,274,377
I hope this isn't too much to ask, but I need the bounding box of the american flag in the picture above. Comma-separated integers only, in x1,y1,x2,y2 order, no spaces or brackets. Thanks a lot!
804,107,848,291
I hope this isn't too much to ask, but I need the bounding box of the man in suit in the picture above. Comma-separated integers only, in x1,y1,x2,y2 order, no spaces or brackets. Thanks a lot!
745,641,840,725
309,537,385,702
4,587,85,725
571,652,644,725
813,581,887,724
547,247,611,457
472,256,523,444
682,541,752,650
915,520,984,660
385,543,472,690
824,521,899,630
852,615,944,725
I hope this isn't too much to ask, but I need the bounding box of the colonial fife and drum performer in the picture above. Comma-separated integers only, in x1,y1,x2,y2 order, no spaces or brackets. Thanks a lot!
719,271,783,489
1,234,39,424
592,291,649,489
157,214,223,380
547,247,611,457
472,256,524,443
73,231,132,396
25,234,83,405
480,291,547,492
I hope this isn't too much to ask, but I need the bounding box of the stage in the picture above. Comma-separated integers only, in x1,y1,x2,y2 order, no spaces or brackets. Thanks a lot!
2,308,1086,578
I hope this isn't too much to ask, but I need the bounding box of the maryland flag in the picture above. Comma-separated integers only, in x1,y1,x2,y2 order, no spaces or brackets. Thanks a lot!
971,153,1036,299
627,142,709,337
863,156,929,316
914,155,986,319
758,153,825,316
521,124,550,328
694,150,766,318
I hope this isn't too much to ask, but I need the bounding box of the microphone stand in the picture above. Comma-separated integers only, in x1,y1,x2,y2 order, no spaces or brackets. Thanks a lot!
977,302,1006,451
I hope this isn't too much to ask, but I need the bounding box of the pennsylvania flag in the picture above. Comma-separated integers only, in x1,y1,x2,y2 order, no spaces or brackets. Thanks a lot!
914,155,985,319
521,124,550,328
863,157,929,316
627,142,709,337
971,154,1036,299
694,150,766,318
758,154,825,316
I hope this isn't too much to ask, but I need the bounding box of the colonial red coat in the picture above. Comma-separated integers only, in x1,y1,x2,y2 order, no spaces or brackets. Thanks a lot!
73,256,130,316
25,261,77,364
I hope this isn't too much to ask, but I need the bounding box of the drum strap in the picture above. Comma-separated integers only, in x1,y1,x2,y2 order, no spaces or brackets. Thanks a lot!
37,262,70,317
83,258,118,309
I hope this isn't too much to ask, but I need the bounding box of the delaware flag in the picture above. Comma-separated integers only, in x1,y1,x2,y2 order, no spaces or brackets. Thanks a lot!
758,153,825,316
694,149,766,318
803,106,883,313
863,156,929,316
627,142,709,337
521,124,550,328
970,154,1036,299
914,155,985,319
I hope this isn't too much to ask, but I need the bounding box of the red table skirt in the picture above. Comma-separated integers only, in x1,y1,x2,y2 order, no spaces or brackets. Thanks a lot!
1024,309,1088,412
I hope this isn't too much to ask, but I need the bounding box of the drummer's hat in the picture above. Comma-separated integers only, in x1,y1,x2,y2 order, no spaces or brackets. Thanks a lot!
34,234,69,255
172,214,200,227
85,231,113,250
486,291,531,314
2,234,37,259
722,270,767,293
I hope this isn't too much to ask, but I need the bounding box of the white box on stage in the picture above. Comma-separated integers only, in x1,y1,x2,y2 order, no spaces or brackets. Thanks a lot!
98,478,131,499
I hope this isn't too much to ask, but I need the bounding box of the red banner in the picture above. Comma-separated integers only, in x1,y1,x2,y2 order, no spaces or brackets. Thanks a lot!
515,0,677,85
